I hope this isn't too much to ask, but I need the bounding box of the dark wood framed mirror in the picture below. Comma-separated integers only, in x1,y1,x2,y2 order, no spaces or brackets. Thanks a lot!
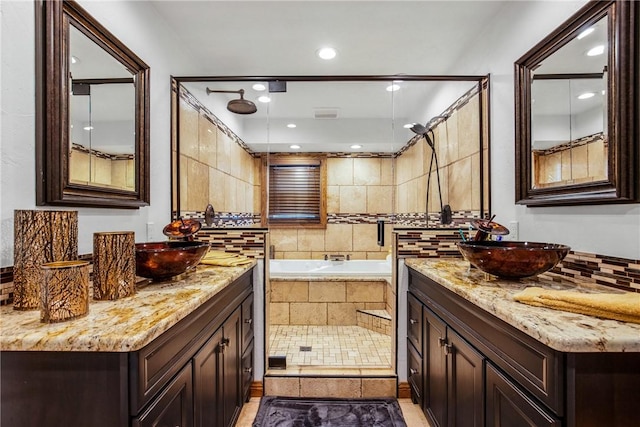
515,0,638,206
35,0,150,208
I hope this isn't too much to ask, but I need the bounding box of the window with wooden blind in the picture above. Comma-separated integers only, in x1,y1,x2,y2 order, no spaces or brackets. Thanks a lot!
262,155,327,227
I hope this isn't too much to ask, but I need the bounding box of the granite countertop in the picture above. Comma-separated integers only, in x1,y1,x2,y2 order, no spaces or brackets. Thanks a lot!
0,262,255,353
405,258,640,353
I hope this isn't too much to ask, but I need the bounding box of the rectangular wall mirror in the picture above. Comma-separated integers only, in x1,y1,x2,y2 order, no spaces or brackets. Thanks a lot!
515,0,639,206
35,0,150,208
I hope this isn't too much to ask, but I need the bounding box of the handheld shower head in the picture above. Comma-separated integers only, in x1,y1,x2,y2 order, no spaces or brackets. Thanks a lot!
205,88,257,114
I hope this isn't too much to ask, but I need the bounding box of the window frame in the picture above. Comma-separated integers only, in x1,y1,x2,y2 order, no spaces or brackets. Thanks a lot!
261,154,327,228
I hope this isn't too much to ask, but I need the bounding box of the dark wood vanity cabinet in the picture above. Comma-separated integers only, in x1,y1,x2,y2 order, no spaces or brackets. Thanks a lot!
408,267,640,427
1,269,254,427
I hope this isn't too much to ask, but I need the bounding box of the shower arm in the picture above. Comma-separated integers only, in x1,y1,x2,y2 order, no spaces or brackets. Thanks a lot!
206,88,245,96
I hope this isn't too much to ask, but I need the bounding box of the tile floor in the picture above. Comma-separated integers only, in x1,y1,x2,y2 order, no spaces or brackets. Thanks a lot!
235,397,433,427
268,325,392,368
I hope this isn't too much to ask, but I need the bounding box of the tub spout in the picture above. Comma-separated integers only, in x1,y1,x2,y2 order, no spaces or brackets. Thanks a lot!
329,254,345,261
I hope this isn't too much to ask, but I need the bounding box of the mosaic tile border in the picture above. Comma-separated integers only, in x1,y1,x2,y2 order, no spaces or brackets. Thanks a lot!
179,211,261,227
195,229,267,259
533,132,606,155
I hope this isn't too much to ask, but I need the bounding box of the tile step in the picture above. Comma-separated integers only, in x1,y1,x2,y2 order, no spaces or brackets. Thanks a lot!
356,309,392,336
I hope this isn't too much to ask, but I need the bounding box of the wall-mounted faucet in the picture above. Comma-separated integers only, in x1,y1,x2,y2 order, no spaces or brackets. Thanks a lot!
326,254,346,261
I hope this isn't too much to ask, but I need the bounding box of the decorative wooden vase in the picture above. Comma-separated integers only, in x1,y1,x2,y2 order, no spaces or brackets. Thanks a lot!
40,260,89,323
93,231,136,300
13,210,78,310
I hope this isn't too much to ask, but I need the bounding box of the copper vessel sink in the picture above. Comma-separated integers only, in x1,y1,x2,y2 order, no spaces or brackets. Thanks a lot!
135,241,209,281
457,241,570,279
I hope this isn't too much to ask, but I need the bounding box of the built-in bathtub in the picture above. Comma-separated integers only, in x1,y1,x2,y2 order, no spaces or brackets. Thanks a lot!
269,259,392,277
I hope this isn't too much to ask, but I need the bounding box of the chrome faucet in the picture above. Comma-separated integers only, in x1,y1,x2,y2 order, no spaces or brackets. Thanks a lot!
328,254,345,261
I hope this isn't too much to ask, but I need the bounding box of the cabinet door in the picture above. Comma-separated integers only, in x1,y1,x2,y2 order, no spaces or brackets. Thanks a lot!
447,329,485,427
242,293,254,353
133,362,193,427
408,292,423,354
193,328,223,427
222,307,242,427
424,308,448,427
486,363,561,427
408,338,423,405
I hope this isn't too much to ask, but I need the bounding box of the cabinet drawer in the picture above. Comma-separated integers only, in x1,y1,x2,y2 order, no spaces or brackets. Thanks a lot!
407,339,423,404
242,340,254,403
242,293,254,353
486,363,560,427
408,292,423,354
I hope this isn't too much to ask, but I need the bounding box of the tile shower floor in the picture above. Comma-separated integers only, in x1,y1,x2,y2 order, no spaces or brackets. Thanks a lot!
269,325,392,368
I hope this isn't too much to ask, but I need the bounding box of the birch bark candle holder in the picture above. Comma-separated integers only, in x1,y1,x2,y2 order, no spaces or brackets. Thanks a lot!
40,260,89,323
13,210,78,310
92,231,136,300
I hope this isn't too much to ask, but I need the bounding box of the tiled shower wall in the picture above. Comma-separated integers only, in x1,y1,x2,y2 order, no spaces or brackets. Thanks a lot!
174,87,261,217
270,157,394,260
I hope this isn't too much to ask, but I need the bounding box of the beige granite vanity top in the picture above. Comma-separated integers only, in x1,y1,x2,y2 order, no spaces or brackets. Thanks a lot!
0,262,255,352
405,258,640,353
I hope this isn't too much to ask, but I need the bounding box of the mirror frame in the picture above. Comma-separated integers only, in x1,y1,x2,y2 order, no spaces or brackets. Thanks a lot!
35,0,150,208
515,0,639,206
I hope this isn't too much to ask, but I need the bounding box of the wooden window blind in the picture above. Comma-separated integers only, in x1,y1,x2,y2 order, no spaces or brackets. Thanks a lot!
262,156,327,227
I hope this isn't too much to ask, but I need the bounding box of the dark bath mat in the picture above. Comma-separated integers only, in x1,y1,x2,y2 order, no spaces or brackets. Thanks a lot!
252,396,407,427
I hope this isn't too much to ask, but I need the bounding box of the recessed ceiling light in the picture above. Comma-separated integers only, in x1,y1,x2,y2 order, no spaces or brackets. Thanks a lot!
386,84,400,92
287,123,297,128
578,92,595,100
586,45,605,56
252,83,266,91
403,123,414,129
258,95,271,103
317,47,337,60
290,144,301,149
577,27,594,40
350,144,362,149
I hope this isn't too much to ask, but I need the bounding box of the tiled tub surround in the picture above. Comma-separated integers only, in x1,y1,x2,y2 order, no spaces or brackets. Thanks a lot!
405,258,640,352
0,263,255,352
269,278,393,326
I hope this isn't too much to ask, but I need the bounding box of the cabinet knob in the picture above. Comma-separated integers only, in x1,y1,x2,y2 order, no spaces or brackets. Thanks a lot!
245,367,253,374
410,368,418,376
444,343,453,356
245,318,253,325
438,337,447,347
219,337,230,353
409,318,418,325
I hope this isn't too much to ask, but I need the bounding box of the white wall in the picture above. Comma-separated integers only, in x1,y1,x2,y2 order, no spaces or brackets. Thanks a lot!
448,0,639,260
1,0,201,266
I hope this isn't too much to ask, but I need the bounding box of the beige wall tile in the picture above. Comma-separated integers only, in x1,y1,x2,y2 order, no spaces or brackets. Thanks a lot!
445,110,460,163
327,185,340,213
300,378,361,398
325,224,353,252
588,140,607,180
271,281,309,302
381,158,394,185
309,282,345,302
270,229,298,251
327,157,353,185
367,186,393,213
269,302,290,324
367,252,388,260
225,175,237,210
284,251,311,259
353,224,380,252
179,99,199,160
353,158,381,185
264,377,300,397
457,96,480,159
179,154,189,209
471,152,480,210
290,303,327,325
346,281,385,303
571,144,589,180
187,158,209,210
297,228,326,252
340,186,367,213
448,156,472,211
208,168,226,212
216,129,231,174
198,113,217,166
361,378,396,398
327,302,358,325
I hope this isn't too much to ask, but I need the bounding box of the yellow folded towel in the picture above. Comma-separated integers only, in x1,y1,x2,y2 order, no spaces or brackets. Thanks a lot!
513,287,640,324
200,250,253,267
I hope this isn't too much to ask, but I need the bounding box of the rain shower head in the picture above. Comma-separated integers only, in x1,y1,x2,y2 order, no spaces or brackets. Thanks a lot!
205,88,257,114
